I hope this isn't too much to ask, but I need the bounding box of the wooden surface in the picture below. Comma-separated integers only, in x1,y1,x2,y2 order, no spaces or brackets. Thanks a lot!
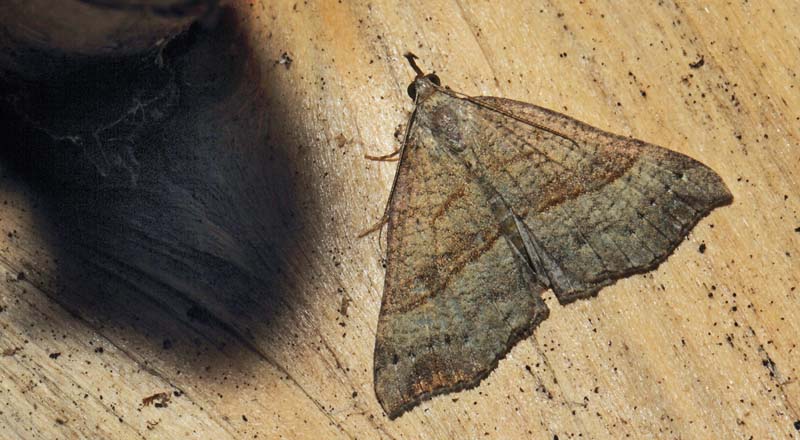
1,1,799,438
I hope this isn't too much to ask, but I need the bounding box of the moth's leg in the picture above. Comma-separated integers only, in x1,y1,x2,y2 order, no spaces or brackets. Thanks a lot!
359,147,404,237
365,149,401,162
357,215,389,238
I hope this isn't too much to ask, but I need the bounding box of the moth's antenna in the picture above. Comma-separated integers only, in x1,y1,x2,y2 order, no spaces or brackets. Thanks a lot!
404,52,425,77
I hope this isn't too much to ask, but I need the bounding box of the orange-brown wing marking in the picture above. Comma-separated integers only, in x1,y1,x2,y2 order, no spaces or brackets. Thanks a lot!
373,123,548,419
466,96,732,302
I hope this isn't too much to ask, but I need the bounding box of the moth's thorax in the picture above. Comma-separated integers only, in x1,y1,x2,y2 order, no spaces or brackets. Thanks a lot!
414,90,479,155
412,76,439,102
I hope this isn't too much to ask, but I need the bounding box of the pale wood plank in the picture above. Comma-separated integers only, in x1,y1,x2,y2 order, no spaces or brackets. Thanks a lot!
0,1,798,438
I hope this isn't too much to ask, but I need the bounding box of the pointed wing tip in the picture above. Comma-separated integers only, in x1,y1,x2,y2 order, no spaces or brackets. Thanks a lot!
374,370,488,421
373,299,550,420
373,368,429,421
706,166,734,207
718,182,734,206
701,175,733,217
375,392,413,421
373,355,491,419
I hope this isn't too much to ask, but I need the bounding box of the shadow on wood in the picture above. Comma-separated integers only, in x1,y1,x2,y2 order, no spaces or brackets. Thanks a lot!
0,7,321,377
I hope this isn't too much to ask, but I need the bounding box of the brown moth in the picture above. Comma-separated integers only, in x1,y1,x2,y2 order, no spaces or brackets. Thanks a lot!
372,54,732,419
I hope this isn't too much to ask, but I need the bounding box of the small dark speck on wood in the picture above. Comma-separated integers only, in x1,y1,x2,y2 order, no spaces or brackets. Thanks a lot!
762,356,778,377
2,347,21,356
278,52,293,69
698,243,706,254
142,392,171,408
689,55,705,69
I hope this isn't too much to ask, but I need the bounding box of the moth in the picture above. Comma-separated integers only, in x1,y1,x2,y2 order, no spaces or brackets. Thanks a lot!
371,53,732,419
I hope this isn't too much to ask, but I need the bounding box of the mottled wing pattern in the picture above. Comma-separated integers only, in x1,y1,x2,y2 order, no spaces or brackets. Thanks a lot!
374,123,549,418
468,96,733,302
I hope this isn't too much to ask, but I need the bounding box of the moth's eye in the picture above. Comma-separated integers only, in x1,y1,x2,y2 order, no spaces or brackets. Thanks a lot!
407,82,417,100
427,74,441,86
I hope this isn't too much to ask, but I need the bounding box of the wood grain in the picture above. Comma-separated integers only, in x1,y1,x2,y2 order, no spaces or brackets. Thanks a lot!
0,1,798,438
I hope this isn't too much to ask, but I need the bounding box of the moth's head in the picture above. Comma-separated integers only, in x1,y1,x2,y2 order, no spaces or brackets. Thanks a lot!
403,52,441,102
407,73,441,101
